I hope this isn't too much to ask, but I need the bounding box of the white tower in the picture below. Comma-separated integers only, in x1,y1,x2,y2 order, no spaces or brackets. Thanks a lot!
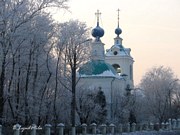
105,9,134,87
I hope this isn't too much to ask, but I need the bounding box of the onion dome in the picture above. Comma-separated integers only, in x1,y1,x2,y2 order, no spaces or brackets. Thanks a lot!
115,27,122,36
92,10,104,40
92,23,104,38
115,9,122,37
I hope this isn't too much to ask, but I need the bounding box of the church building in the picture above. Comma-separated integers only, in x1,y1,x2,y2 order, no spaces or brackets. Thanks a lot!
78,10,134,121
105,9,134,88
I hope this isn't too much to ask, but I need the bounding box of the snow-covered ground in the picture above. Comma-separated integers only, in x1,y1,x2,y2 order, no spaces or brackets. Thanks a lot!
121,130,180,135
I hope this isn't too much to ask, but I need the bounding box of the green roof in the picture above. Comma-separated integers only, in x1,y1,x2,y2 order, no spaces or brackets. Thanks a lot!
79,60,117,76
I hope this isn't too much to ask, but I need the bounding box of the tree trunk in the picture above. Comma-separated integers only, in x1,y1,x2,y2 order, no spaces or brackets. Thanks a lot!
71,52,76,128
0,54,6,123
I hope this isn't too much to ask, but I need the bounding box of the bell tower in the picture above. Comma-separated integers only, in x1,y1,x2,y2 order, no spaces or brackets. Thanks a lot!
105,9,134,87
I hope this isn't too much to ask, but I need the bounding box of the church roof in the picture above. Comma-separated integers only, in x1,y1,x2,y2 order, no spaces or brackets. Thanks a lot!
78,60,117,76
106,44,132,57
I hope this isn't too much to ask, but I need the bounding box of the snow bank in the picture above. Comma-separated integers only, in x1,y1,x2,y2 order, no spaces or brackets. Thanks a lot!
122,130,180,135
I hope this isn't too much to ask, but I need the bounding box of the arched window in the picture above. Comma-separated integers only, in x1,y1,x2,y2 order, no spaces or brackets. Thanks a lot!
112,64,121,75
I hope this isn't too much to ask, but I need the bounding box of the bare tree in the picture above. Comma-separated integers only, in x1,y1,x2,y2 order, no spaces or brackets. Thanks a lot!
139,66,179,123
171,82,180,118
112,89,134,124
0,0,68,124
55,20,91,129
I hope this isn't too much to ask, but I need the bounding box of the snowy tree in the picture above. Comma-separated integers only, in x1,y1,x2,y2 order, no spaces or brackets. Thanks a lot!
0,0,68,124
171,82,180,118
113,93,134,124
55,20,91,127
94,89,107,124
139,66,179,123
111,85,134,124
76,87,107,124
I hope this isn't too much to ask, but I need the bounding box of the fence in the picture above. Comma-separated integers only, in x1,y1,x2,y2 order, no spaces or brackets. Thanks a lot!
0,118,180,135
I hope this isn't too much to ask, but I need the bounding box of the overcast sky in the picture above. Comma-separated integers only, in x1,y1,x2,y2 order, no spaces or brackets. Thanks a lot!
54,0,180,85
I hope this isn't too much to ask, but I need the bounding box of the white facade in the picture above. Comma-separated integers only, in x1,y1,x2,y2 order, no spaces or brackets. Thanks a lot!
105,36,134,87
91,40,105,61
78,77,125,105
77,75,126,120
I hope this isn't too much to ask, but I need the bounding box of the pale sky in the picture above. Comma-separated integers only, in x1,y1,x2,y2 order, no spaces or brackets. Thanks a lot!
54,0,180,85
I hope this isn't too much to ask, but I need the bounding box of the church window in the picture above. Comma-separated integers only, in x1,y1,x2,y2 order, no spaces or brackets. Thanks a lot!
116,40,119,44
113,51,118,55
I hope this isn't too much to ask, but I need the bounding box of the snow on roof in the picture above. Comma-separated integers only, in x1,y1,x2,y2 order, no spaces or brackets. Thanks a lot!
80,70,114,77
105,44,131,57
78,70,123,80
78,60,117,76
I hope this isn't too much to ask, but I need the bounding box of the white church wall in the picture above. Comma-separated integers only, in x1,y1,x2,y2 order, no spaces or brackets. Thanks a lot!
77,77,126,103
105,56,134,87
78,77,112,103
77,76,127,122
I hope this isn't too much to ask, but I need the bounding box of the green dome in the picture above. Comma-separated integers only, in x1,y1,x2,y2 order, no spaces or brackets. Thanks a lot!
79,60,117,76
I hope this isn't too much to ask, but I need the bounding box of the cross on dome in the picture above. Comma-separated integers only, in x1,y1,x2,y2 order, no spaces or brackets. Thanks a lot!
91,10,104,40
95,10,101,26
117,9,120,27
